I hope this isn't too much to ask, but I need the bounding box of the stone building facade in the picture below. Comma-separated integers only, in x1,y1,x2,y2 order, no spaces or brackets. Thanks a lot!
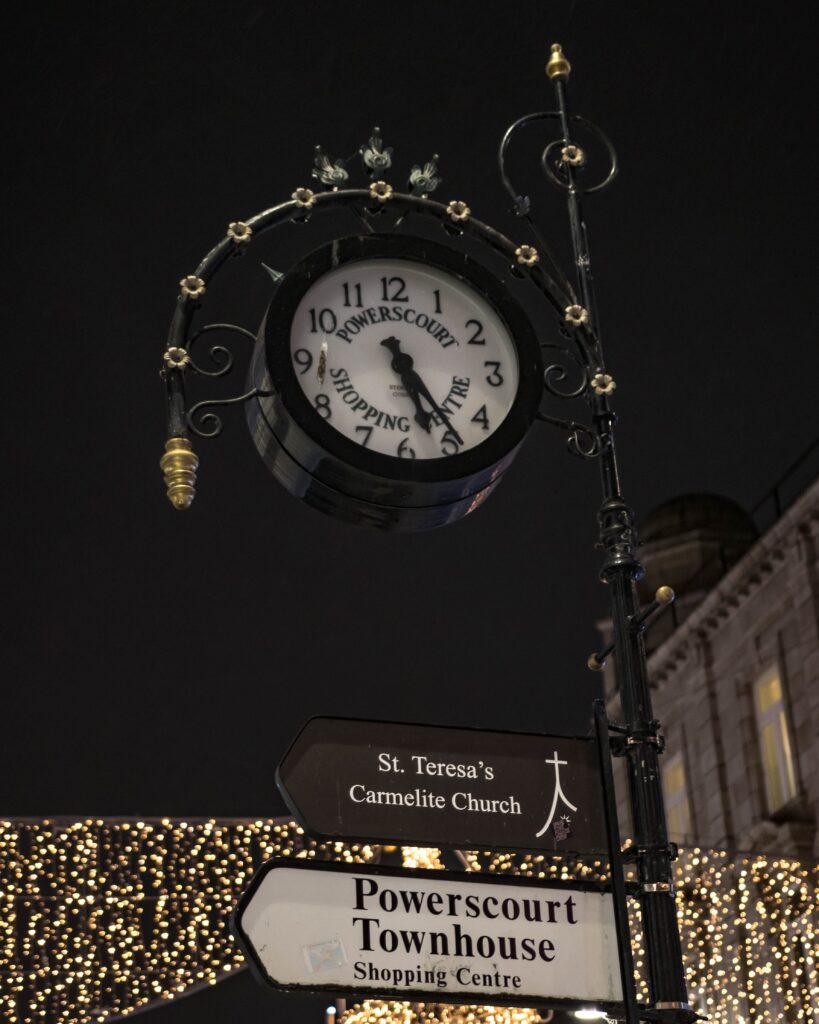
602,475,819,859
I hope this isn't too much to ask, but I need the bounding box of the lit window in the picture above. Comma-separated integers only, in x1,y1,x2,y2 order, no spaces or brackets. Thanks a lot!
754,666,798,812
662,752,692,842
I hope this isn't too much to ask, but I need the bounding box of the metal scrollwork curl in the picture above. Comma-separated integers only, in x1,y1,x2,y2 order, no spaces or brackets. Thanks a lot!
566,424,602,459
187,388,266,439
544,361,589,400
499,112,618,209
186,323,257,378
540,116,618,195
536,411,601,459
541,343,589,399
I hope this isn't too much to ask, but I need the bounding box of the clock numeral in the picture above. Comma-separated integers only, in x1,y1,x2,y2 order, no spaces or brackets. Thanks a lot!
471,404,490,432
293,348,313,375
441,428,462,457
355,425,373,447
433,289,442,314
380,276,408,302
308,307,338,334
465,318,486,345
484,361,504,386
314,393,332,420
342,282,363,308
397,437,416,459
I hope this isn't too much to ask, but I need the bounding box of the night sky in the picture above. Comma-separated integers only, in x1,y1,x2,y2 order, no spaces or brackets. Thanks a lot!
4,1,817,1020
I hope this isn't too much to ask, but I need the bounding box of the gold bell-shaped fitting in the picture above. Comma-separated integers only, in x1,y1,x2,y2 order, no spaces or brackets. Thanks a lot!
546,42,571,80
160,436,198,510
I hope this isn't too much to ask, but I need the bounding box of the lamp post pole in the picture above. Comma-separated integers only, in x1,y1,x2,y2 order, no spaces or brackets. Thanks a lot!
546,45,691,1016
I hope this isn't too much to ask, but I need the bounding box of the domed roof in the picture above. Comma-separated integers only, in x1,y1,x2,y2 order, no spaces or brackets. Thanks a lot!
640,493,758,545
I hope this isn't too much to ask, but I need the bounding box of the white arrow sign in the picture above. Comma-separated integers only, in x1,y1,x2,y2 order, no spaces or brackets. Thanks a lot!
233,861,624,1010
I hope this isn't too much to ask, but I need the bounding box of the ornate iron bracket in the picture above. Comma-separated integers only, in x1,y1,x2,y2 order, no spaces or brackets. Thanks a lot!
158,124,598,509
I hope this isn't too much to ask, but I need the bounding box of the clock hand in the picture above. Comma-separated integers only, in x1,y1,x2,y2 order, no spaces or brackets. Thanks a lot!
411,375,464,447
379,337,464,445
380,336,433,433
406,382,434,434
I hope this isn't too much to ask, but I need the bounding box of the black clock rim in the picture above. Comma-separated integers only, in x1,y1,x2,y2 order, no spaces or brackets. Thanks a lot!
264,233,543,485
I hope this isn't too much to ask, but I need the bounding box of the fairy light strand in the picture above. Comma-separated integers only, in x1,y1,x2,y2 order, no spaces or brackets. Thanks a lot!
0,818,373,1023
1,820,816,1024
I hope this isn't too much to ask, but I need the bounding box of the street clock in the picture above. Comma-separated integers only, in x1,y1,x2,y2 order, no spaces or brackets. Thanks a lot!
159,123,609,532
247,233,543,530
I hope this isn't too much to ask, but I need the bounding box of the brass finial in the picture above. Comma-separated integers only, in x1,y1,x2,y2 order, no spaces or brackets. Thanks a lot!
546,42,571,80
655,585,676,606
160,436,198,510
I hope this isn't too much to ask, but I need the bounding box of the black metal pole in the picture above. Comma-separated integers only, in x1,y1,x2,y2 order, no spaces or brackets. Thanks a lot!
594,699,640,1024
545,45,691,1016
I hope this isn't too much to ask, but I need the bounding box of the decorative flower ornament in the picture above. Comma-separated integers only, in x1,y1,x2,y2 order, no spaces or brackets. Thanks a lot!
591,372,617,395
360,127,393,174
446,200,471,223
291,187,316,208
369,180,393,203
163,346,190,370
179,275,206,300
515,244,539,267
409,158,441,196
560,144,586,167
227,221,252,244
312,146,349,189
564,303,589,326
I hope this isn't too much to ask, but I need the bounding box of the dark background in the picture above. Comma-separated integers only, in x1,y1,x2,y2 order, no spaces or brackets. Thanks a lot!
3,1,817,1019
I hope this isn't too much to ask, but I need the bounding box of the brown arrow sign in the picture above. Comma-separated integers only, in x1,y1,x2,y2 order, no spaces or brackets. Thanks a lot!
276,717,608,854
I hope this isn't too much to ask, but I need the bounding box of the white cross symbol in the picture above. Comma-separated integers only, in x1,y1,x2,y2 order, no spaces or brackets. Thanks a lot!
535,751,578,838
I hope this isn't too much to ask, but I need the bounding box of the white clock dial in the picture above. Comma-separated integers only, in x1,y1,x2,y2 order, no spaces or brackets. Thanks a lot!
289,259,519,459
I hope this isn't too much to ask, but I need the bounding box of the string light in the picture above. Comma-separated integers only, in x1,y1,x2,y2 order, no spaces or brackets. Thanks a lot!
0,818,373,1023
400,848,446,871
338,1002,545,1024
1,821,816,1023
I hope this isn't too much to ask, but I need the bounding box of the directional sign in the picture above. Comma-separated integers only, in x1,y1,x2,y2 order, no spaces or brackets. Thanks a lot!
277,717,607,853
234,860,623,1011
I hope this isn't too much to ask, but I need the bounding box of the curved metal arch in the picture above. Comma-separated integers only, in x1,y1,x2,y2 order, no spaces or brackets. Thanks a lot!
165,189,593,352
159,173,613,511
161,186,605,467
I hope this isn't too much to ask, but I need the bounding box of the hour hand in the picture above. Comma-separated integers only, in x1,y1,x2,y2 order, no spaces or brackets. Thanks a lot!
380,336,412,375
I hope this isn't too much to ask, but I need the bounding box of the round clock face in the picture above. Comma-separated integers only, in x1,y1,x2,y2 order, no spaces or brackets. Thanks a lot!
253,234,543,529
288,259,520,460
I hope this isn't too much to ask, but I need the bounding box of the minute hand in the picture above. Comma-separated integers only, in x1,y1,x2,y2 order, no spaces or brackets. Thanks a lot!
409,374,464,446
